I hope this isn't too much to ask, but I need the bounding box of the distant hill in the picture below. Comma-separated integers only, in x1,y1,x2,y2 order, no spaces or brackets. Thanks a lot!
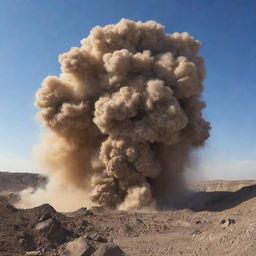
0,172,47,192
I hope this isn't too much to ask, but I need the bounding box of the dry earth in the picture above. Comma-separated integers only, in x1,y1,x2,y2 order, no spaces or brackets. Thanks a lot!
0,172,256,256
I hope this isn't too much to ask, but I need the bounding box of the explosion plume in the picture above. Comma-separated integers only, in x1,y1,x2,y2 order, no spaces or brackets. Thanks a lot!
34,19,210,210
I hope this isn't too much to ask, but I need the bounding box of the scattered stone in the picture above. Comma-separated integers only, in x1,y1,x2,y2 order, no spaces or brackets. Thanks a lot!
246,224,256,235
19,238,26,245
66,237,95,256
85,232,107,242
220,219,225,224
220,218,236,228
122,224,133,234
163,224,169,231
92,243,126,256
229,218,236,224
192,229,201,237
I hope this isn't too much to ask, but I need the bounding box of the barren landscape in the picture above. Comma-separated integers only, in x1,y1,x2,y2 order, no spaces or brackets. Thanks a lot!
1,6,256,255
0,172,256,256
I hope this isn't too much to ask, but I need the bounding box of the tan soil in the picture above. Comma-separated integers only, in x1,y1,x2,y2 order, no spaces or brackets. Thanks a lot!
0,173,256,255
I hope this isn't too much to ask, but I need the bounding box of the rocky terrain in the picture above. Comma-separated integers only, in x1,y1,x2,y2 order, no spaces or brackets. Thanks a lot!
0,172,256,255
0,172,47,205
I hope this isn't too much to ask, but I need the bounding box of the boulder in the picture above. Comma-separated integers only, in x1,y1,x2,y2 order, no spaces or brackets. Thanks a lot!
35,218,70,244
66,237,95,256
220,218,236,228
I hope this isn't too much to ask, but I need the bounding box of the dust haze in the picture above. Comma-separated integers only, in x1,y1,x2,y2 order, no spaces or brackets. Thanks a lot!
19,19,210,211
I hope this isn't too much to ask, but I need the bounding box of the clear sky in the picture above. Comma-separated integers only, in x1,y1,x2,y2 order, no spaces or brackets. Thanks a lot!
0,0,256,179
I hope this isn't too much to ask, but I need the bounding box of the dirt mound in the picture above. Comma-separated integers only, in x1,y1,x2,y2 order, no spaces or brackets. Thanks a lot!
0,202,73,255
0,198,124,255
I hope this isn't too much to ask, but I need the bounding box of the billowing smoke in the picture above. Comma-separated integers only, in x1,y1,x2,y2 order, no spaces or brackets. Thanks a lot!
34,19,210,210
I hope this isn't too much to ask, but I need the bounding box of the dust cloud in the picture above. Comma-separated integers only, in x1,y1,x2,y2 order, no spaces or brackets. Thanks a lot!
19,19,210,211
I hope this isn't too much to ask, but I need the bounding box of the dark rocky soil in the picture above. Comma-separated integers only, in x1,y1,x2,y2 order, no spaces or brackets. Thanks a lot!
1,172,256,255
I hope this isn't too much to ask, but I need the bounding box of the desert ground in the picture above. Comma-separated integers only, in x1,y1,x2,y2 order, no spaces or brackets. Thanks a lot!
1,172,256,256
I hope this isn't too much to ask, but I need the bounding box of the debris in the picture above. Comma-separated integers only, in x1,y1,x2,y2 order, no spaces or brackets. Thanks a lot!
66,237,95,256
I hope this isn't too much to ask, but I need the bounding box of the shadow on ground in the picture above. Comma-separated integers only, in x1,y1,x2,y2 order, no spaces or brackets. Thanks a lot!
181,184,256,212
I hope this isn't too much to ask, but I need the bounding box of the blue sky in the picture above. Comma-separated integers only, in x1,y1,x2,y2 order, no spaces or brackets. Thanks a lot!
0,0,256,179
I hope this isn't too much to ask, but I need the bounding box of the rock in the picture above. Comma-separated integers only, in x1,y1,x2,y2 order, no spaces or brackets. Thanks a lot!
35,218,53,232
25,251,41,256
192,229,201,237
66,237,95,256
85,232,107,242
19,238,26,245
163,224,169,231
35,204,56,216
229,218,236,224
38,211,52,222
92,243,126,256
220,218,236,228
35,218,70,244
